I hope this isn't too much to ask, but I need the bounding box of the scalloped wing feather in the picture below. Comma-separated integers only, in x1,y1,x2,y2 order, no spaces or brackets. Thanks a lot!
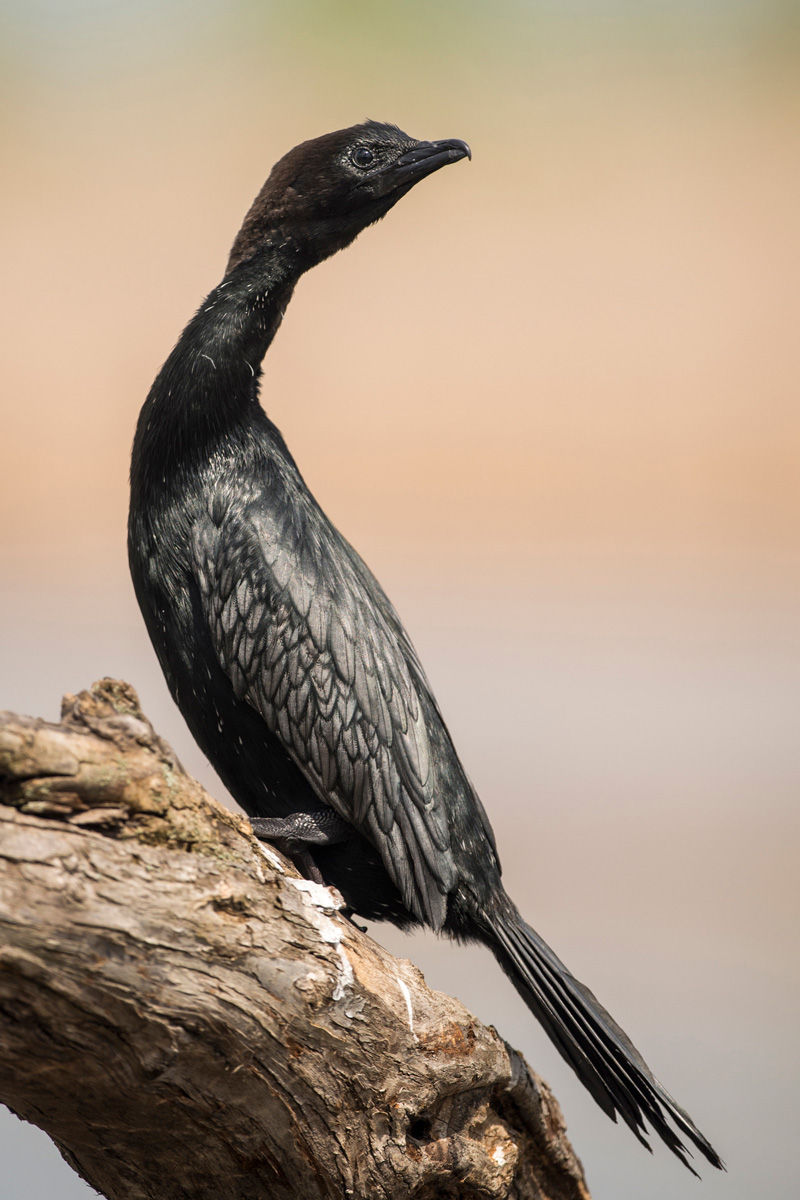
192,502,456,928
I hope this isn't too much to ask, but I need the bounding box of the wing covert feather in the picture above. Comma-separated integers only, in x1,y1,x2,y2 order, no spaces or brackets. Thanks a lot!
192,500,457,927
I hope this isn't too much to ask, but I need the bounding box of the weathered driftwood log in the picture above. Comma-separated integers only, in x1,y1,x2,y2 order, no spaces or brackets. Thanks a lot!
0,679,590,1200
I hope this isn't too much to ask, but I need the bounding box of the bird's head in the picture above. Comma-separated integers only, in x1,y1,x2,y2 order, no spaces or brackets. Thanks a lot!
226,120,470,276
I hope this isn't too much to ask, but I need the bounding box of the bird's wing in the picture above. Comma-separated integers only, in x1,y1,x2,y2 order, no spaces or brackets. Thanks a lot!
191,499,457,928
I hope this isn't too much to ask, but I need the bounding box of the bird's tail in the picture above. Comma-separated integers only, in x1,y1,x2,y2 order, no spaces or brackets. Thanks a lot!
485,899,723,1174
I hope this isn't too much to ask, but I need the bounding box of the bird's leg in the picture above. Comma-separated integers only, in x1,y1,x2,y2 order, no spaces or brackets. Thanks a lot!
250,810,353,889
292,848,327,886
249,810,352,846
250,815,367,929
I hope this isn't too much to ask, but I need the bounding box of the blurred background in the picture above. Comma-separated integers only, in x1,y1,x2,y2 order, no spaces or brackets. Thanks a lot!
1,1,798,1197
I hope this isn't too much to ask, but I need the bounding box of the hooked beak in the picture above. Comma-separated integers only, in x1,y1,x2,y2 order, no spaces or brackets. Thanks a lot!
383,138,471,190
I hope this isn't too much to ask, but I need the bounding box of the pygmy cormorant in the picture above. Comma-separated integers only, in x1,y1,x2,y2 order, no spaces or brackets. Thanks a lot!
128,120,723,1174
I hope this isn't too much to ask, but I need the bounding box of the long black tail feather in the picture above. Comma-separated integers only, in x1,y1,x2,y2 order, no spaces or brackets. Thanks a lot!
487,900,724,1175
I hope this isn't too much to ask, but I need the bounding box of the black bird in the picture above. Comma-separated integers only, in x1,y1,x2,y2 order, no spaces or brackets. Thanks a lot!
129,120,723,1174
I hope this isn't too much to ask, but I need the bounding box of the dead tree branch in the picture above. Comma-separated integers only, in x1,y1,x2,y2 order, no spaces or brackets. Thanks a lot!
0,679,589,1200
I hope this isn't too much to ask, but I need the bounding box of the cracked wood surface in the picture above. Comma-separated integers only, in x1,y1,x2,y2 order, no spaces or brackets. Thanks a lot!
0,679,590,1200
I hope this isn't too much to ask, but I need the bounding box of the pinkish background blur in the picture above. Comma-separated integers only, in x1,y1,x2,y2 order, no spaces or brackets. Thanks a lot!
1,3,798,1197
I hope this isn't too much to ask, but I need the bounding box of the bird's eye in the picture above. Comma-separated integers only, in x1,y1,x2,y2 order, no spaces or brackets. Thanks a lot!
351,146,375,169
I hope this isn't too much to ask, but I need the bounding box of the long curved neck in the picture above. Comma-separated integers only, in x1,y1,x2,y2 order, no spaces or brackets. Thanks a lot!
131,246,300,489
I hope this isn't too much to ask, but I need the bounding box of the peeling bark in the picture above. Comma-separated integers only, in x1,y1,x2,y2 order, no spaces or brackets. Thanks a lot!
0,680,590,1200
